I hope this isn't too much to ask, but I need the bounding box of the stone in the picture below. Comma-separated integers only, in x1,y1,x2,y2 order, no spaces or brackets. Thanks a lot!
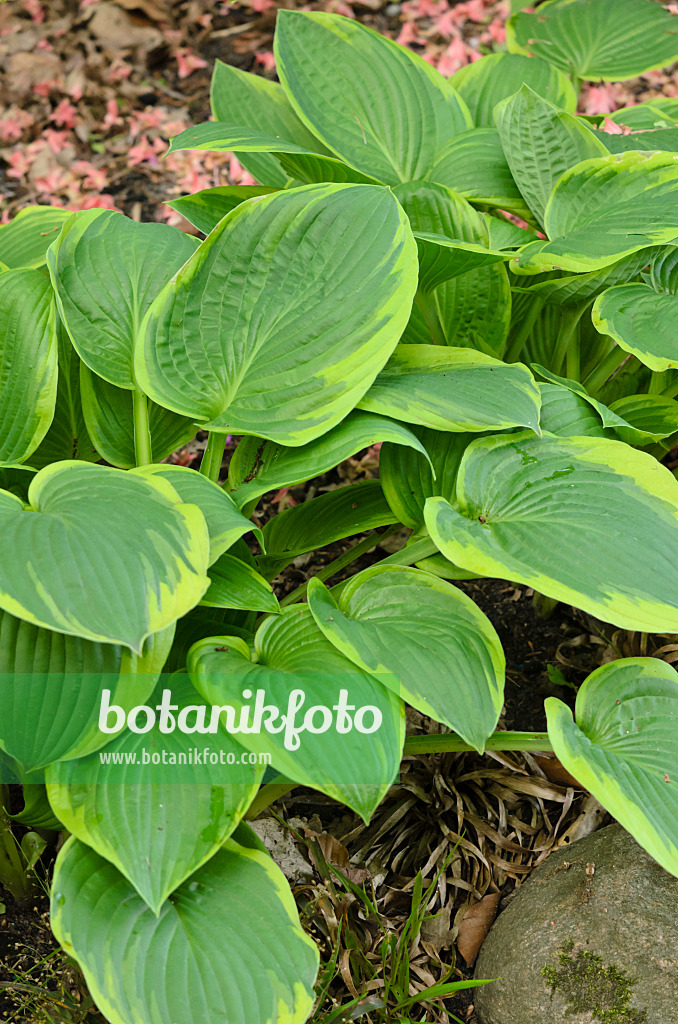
474,823,678,1023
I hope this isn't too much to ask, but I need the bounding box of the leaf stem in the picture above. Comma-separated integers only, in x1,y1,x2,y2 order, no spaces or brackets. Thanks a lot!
552,302,586,376
279,524,402,609
414,291,447,346
504,297,543,363
132,387,153,467
403,731,552,755
582,344,628,395
200,431,227,484
245,779,297,820
661,377,678,399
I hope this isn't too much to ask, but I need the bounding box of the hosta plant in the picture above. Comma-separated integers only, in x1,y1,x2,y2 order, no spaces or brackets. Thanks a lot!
3,2,678,1022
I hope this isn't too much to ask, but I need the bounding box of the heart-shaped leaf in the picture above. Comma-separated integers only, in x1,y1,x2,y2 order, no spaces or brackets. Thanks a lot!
0,462,209,652
48,210,199,390
425,432,678,632
357,346,541,433
47,674,264,912
136,183,417,444
274,10,471,184
51,837,319,1024
0,206,68,269
451,52,576,127
546,658,678,877
513,152,678,275
0,268,57,463
188,607,405,821
211,57,330,185
593,282,678,372
166,185,279,235
0,611,173,772
507,0,678,81
308,566,504,750
494,85,608,226
380,427,473,528
430,129,528,216
202,553,279,613
131,464,260,565
227,410,432,510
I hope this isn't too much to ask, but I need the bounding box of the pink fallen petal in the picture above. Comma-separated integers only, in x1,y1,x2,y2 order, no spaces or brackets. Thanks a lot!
73,194,118,211
22,0,44,23
255,51,276,71
437,35,468,76
175,47,208,79
44,129,70,153
583,84,618,115
51,99,79,129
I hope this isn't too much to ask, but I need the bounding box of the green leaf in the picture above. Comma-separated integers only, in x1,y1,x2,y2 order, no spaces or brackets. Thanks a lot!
592,282,678,372
511,249,663,307
0,463,36,501
414,232,509,294
595,126,678,154
507,0,678,81
188,608,405,821
227,410,431,509
51,837,319,1024
450,53,576,127
0,268,57,463
608,394,678,446
10,785,62,830
357,346,541,433
48,209,199,390
211,57,330,185
0,611,173,772
274,10,472,184
483,214,536,250
531,365,649,441
132,464,261,564
512,152,678,275
609,98,678,130
546,658,678,877
494,86,608,227
136,184,417,444
276,151,383,185
166,186,279,235
650,244,678,294
538,383,608,438
308,566,504,750
47,674,263,913
0,463,210,652
380,426,472,528
425,432,678,632
430,128,528,216
28,326,99,470
80,365,195,469
394,181,512,355
0,206,69,268
202,553,279,613
261,480,396,562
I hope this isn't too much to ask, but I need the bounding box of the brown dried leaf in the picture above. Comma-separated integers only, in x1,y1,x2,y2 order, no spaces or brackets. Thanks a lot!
87,2,163,51
456,893,500,967
115,0,171,22
305,828,371,885
532,753,583,789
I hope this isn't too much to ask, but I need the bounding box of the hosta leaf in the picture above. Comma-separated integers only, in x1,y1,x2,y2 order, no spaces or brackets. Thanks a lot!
276,150,382,185
202,553,279,613
274,10,471,184
0,268,57,463
47,674,263,913
308,566,504,750
395,182,512,355
51,837,319,1024
546,658,678,877
48,210,199,390
650,244,678,294
483,214,536,251
451,53,576,127
80,365,195,469
512,249,663,308
507,0,678,81
608,394,678,446
592,282,678,372
357,346,541,433
513,152,678,275
211,57,330,186
494,86,608,226
132,464,261,564
0,206,69,269
595,126,678,154
610,98,678,130
28,326,99,469
261,480,397,561
538,383,608,438
0,463,35,501
136,184,417,444
430,129,528,216
166,185,279,235
10,785,63,830
415,232,509,294
0,463,209,652
380,426,472,527
531,365,648,441
227,410,431,509
425,432,678,632
188,608,405,821
0,611,173,772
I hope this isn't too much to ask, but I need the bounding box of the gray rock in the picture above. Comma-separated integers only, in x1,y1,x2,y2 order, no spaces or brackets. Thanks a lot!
474,824,678,1023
